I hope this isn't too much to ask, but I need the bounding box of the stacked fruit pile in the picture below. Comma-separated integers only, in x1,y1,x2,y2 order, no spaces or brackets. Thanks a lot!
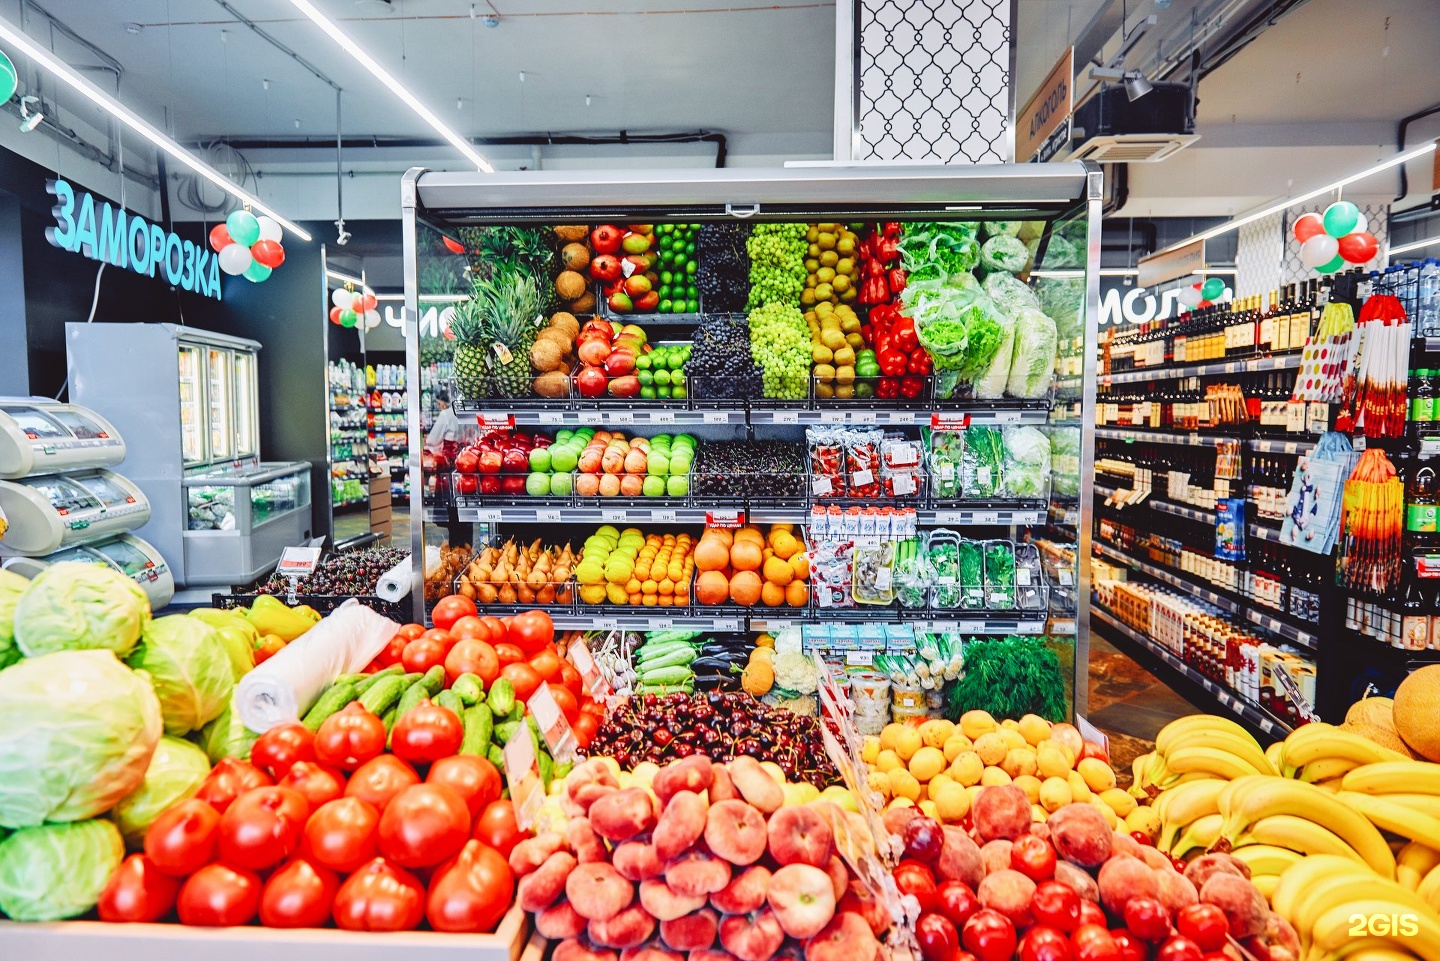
454,430,567,500
653,223,701,314
570,431,694,499
553,225,596,315
808,303,866,400
800,224,860,308
589,225,660,314
574,320,681,400
528,311,581,398
574,526,696,607
454,538,576,606
693,524,809,609
748,302,811,400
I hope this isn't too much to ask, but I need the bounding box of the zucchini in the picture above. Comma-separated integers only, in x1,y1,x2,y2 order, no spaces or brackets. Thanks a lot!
639,647,697,671
643,630,703,645
639,665,694,686
301,680,358,731
636,640,698,663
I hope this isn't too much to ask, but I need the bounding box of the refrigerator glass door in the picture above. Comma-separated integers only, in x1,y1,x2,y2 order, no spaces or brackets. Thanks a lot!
178,344,206,465
207,348,234,462
233,351,258,458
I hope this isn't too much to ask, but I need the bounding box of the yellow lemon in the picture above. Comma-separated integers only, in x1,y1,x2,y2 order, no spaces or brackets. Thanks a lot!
909,746,947,782
951,752,985,787
1036,745,1073,779
861,736,881,765
876,749,903,774
1100,788,1137,818
889,769,922,802
942,734,974,762
980,766,1013,786
1013,774,1042,804
1018,714,1052,746
1066,770,1092,804
919,719,957,749
1078,757,1118,793
1125,805,1161,840
960,710,997,740
1001,747,1039,780
974,732,1009,767
932,779,970,822
1039,776,1073,812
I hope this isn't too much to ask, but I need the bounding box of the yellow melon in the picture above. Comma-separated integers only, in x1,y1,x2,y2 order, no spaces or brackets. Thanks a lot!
1393,667,1440,761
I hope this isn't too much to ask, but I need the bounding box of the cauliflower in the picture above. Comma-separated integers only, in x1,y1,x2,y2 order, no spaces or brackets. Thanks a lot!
773,651,819,694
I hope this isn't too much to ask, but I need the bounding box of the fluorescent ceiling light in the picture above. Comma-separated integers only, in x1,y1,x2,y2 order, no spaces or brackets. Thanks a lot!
1195,267,1237,275
0,14,311,241
1152,142,1438,257
285,0,494,173
1100,268,1140,276
373,292,469,302
1390,236,1440,257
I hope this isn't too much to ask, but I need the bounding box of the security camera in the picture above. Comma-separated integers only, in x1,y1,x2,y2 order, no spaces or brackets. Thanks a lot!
19,96,43,133
482,16,499,27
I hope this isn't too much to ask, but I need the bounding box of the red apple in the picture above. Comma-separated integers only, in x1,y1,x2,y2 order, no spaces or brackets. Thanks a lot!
591,254,622,282
502,449,528,473
454,450,480,474
478,450,503,474
604,347,637,377
607,376,641,398
502,475,527,495
904,816,945,863
456,474,479,496
624,275,653,297
578,339,612,367
591,225,622,255
576,366,609,399
608,291,633,313
480,475,501,494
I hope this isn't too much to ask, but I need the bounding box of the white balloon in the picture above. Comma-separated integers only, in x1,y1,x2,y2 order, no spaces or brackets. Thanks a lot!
1300,234,1339,268
1352,212,1368,237
1177,286,1203,308
364,309,381,330
255,216,283,243
332,288,354,309
1221,286,1234,302
218,243,253,276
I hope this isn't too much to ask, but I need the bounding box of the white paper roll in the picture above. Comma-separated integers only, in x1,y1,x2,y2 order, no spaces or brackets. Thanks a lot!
236,599,398,733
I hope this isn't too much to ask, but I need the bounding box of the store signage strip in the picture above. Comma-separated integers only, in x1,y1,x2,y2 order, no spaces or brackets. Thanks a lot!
1017,47,1073,162
1137,239,1205,288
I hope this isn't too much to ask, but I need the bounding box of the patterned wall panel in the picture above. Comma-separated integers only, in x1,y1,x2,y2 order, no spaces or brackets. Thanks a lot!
1235,213,1284,299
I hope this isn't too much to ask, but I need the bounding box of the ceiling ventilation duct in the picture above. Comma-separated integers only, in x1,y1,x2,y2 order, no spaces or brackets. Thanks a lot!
1065,81,1198,163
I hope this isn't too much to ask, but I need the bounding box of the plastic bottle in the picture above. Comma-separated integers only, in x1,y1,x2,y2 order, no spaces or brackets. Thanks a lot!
1418,259,1440,336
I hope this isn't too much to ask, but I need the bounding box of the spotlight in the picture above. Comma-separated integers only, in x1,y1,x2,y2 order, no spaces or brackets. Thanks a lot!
335,219,352,246
18,95,42,132
1124,72,1153,102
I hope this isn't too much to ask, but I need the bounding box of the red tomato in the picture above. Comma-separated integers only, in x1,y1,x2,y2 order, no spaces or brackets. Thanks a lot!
893,861,939,913
379,635,409,666
259,858,339,928
557,660,583,697
471,799,528,858
445,639,500,686
1124,897,1173,943
571,711,600,749
390,699,465,764
1020,926,1075,961
1176,905,1229,952
314,702,388,771
279,761,347,810
500,663,542,703
396,623,427,641
1078,900,1109,929
449,616,488,641
505,610,554,654
580,699,606,719
251,724,317,781
916,911,962,961
379,783,471,869
346,755,421,813
333,857,426,931
304,797,382,873
432,595,478,632
962,908,1018,961
494,642,525,667
544,683,580,724
421,627,455,649
425,839,515,933
98,854,181,922
194,758,272,813
176,863,262,926
1031,880,1082,933
479,616,506,644
528,648,563,683
402,638,449,674
1111,929,1149,961
145,798,222,877
1011,833,1058,881
1072,924,1120,961
217,785,310,871
936,880,981,930
427,756,503,818
1156,937,1204,961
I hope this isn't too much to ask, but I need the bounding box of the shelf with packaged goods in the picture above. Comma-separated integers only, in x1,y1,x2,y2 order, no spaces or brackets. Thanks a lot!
1093,484,1212,524
1101,353,1301,386
1247,438,1317,455
462,405,1050,428
1090,604,1292,740
1094,427,1242,446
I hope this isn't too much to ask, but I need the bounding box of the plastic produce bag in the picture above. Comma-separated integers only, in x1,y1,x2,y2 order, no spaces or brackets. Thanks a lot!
983,271,1041,318
893,536,935,609
1015,544,1046,610
980,235,1031,275
1007,307,1059,399
984,221,1023,239
960,426,1005,498
975,307,1017,399
1036,277,1084,342
983,540,1016,610
1003,427,1052,499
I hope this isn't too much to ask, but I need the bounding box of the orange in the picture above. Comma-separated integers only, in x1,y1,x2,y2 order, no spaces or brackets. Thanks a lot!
785,581,809,607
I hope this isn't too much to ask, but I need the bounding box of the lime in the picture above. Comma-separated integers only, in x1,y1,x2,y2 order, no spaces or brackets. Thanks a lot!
666,351,685,371
636,354,652,370
654,368,672,386
685,261,698,276
671,385,687,399
655,385,672,398
660,270,674,285
659,299,673,313
685,299,698,313
638,370,654,387
687,284,699,299
685,242,696,255
640,386,657,399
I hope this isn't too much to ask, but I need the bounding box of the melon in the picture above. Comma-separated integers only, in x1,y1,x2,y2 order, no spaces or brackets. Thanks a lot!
1393,666,1440,761
1340,697,1417,757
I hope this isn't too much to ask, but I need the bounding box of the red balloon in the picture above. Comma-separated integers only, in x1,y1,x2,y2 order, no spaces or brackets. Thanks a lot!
1198,300,1213,308
1293,212,1326,244
1338,231,1380,264
209,223,233,253
252,239,286,269
442,236,465,254
330,306,344,325
362,294,379,312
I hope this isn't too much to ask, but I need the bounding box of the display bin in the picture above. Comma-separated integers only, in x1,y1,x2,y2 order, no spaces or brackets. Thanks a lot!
453,380,573,411
570,340,694,409
182,462,313,587
687,376,754,409
212,592,412,620
453,471,576,507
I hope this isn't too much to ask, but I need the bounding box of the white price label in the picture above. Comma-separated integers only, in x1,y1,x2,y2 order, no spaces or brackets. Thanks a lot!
813,476,834,497
527,684,578,763
935,511,963,524
595,617,619,630
850,411,876,424
567,640,612,700
773,411,799,424
973,511,1000,525
602,509,626,522
612,411,635,424
537,509,562,523
653,510,677,523
886,411,912,424
503,724,543,830
993,410,1021,423
873,567,893,591
476,509,502,522
651,410,676,423
892,474,917,496
277,546,322,578
1059,569,1075,586
851,469,875,488
703,411,729,424
846,650,874,666
539,411,564,424
1017,568,1032,586
819,410,845,423
958,620,987,632
650,617,674,629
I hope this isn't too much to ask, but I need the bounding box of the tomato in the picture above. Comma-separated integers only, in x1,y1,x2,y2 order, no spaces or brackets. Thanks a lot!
391,699,465,764
217,785,310,871
379,783,471,869
1124,897,1172,943
1011,833,1057,881
479,616,507,644
528,648,563,683
494,642,526,667
251,724,317,782
471,798,528,858
962,908,1018,961
1156,937,1204,961
500,663,542,703
425,839,515,933
333,857,426,931
428,755,503,818
194,758,272,813
378,633,409,666
432,595,478,632
1129,831,1154,847
449,616,489,641
580,699,606,719
936,879,981,930
505,610,554,654
542,683,580,724
557,660,583,697
1112,929,1150,961
397,623,427,641
445,638,500,686
98,854,181,922
571,711,600,749
1078,900,1109,929
145,798,222,877
402,638,449,674
346,755,421,812
1072,924,1121,961
1021,926,1075,961
1032,879,1082,933
893,861,939,913
304,796,381,873
916,911,961,961
176,863,262,926
1176,905,1229,952
279,761,347,810
259,857,339,928
314,702,388,771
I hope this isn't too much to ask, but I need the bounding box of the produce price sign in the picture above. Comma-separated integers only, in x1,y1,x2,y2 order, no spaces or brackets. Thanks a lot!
567,638,614,701
528,682,579,763
503,722,544,830
277,546,322,577
929,412,970,431
705,509,745,529
476,413,517,429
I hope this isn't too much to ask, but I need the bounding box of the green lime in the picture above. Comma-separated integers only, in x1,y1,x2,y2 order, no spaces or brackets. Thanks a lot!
670,374,686,390
671,385,688,399
660,270,674,285
659,299,673,313
657,223,672,235
687,284,699,300
640,386,657,399
653,368,671,386
639,369,654,387
666,351,685,370
636,354,652,370
655,385,672,398
685,242,696,255
685,261,698,276
685,298,698,313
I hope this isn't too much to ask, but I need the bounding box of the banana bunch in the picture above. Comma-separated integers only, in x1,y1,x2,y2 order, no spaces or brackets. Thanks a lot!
1270,854,1440,961
1132,714,1278,803
1278,721,1415,786
1219,774,1397,879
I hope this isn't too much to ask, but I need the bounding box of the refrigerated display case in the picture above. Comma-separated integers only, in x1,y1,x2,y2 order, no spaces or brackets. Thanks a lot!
0,400,127,478
181,462,311,585
0,469,150,556
3,532,175,609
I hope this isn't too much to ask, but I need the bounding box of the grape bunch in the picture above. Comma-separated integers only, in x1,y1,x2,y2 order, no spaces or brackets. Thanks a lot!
747,302,810,399
684,315,763,400
696,223,750,312
745,223,809,309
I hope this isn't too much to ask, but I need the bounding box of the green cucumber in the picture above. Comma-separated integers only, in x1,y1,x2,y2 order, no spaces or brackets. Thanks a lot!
301,681,358,731
358,673,412,715
460,703,494,756
435,689,465,715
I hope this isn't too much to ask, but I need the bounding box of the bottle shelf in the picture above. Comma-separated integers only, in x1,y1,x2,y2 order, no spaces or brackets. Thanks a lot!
1101,353,1302,385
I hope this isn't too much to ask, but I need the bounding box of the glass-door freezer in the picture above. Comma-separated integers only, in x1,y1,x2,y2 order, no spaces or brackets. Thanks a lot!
207,347,234,463
178,343,206,466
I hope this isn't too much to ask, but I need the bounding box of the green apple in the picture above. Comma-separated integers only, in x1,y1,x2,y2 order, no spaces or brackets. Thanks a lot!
641,476,666,497
529,447,552,472
556,429,574,444
550,447,579,472
666,475,690,497
549,473,573,496
525,472,551,496
647,453,670,476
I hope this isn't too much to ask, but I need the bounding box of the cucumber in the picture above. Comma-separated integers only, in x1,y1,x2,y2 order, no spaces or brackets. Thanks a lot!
487,744,505,770
396,666,445,718
460,703,494,756
301,680,358,731
451,673,484,706
639,647,697,671
495,720,523,745
358,673,411,715
382,705,398,731
636,641,697,664
435,689,465,715
355,665,404,694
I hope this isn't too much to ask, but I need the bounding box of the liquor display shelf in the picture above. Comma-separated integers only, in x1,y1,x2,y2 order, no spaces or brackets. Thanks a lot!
1093,484,1212,525
1090,605,1292,740
1101,353,1302,385
1247,438,1318,455
1092,540,1319,651
1094,427,1242,447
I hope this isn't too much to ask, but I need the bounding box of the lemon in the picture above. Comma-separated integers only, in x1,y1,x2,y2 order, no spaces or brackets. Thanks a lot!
909,746,947,782
1078,757,1118,793
876,749,903,773
942,734,974,762
1039,776,1073,812
1066,770,1092,804
951,752,984,786
1013,774,1042,804
1001,747,1039,779
960,710,997,740
1018,714,1052,746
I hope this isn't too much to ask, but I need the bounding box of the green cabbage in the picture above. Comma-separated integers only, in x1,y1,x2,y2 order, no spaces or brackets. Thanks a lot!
188,608,257,680
13,561,150,658
0,819,123,920
0,650,162,827
975,308,1017,399
1003,427,1052,498
980,235,1031,275
983,271,1041,318
1036,277,1085,343
111,736,211,848
126,615,235,736
0,569,26,671
194,693,257,763
984,221,1023,239
1007,307,1059,399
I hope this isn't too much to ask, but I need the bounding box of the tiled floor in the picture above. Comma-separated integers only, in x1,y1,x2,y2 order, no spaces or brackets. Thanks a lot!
333,502,410,547
1087,633,1202,784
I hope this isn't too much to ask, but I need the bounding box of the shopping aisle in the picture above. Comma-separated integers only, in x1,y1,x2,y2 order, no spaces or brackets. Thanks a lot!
332,503,410,547
1088,633,1201,783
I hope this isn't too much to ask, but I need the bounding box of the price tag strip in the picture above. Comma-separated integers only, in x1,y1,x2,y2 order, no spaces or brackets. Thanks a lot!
503,723,544,831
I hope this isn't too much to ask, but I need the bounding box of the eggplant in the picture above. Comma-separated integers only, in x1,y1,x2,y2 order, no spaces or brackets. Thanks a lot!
690,656,743,675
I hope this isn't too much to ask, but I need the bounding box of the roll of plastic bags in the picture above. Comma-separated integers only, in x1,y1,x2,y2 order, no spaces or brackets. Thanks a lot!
235,600,398,733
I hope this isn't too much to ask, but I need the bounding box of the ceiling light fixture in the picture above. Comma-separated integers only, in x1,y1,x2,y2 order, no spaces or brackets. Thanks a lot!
1389,235,1440,257
1123,72,1153,102
0,13,312,240
284,0,494,173
18,95,43,132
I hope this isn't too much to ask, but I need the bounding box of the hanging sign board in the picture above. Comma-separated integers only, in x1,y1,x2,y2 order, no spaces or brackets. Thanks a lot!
1017,47,1073,162
1138,239,1206,288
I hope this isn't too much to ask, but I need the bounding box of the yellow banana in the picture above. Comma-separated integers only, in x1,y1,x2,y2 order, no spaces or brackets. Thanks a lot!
1161,745,1268,783
1335,791,1440,852
1171,813,1223,859
1282,724,1412,769
1310,777,1344,793
1419,862,1440,910
1271,854,1374,922
1156,779,1230,852
1131,753,1153,796
1237,814,1371,868
1251,873,1279,899
1291,872,1435,945
1169,733,1276,778
1265,740,1287,775
1343,761,1440,797
1310,899,1440,961
1340,948,1422,961
1220,777,1396,878
1155,714,1255,756
1299,756,1360,783
1228,842,1305,877
1398,842,1440,893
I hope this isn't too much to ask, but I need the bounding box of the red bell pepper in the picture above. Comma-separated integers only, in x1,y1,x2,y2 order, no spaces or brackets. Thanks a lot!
859,274,889,305
877,347,908,377
907,351,933,375
892,318,919,354
875,232,900,265
888,268,907,294
876,378,900,399
899,376,926,400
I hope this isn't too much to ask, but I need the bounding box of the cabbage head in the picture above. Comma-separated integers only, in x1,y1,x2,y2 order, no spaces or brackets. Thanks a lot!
13,561,150,658
0,569,26,671
127,615,235,736
1007,307,1059,399
194,693,258,763
980,235,1031,275
188,607,257,680
0,650,162,827
111,736,210,847
1003,427,1053,498
0,818,123,920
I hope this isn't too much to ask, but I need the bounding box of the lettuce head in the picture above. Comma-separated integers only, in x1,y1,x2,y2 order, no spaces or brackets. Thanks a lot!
0,569,26,671
13,561,150,658
0,819,123,920
111,735,211,847
126,615,235,736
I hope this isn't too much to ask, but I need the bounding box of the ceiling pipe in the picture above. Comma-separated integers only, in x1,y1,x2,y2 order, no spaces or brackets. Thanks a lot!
211,0,342,91
203,131,731,167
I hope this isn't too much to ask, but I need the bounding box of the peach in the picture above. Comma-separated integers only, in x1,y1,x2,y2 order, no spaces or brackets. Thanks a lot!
576,784,619,813
690,952,740,961
588,905,658,949
655,756,715,806
728,757,783,814
973,785,1031,841
1138,846,1174,872
661,908,719,951
554,938,618,961
706,800,769,866
511,834,568,876
1184,853,1251,890
936,826,984,889
837,881,890,937
567,862,635,922
519,851,578,911
568,759,621,804
641,878,708,921
1154,867,1199,916
614,841,665,881
1243,912,1301,961
803,912,880,961
536,900,589,940
1048,804,1113,867
766,805,833,867
1200,872,1269,939
1098,854,1160,917
709,766,739,803
592,788,659,842
718,908,786,961
823,857,848,902
980,839,1014,876
666,849,732,898
569,816,610,864
977,869,1036,928
656,791,710,862
1110,831,1146,861
621,947,683,961
1029,822,1051,844
881,805,918,837
1053,860,1100,902
767,863,837,939
709,864,772,915
599,474,622,497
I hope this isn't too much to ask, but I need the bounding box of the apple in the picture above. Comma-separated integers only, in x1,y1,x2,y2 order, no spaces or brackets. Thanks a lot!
479,475,501,495
624,275,653,297
608,291,634,313
633,291,660,312
591,254,622,282
478,450,503,475
456,474,479,496
576,366,609,399
621,232,652,255
502,475,527,495
502,449,528,473
526,473,551,497
767,863,836,939
454,450,480,474
549,474,573,497
529,448,552,472
607,376,641,398
641,476,665,497
591,225,622,255
604,347,637,378
666,476,689,497
904,816,945,863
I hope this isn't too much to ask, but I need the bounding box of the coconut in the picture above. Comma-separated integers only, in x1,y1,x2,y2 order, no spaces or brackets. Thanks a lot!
560,243,591,271
1393,666,1440,761
555,270,587,301
553,225,588,243
530,339,566,373
570,291,596,313
534,371,571,399
549,311,581,338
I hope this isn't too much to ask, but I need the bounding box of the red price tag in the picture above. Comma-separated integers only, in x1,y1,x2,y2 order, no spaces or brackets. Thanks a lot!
929,413,970,431
705,509,745,529
475,414,516,429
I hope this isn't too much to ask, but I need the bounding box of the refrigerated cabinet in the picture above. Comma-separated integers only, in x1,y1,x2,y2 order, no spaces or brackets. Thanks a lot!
0,469,150,556
0,400,127,479
182,462,311,586
3,532,175,609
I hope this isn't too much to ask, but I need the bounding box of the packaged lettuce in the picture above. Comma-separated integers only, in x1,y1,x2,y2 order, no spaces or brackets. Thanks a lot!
980,234,1031,274
1036,277,1084,341
1047,426,1081,497
960,426,1005,498
983,271,1041,317
1007,307,1059,399
975,307,1017,399
1003,426,1052,499
926,428,964,500
984,221,1023,239
983,540,1016,610
957,539,985,610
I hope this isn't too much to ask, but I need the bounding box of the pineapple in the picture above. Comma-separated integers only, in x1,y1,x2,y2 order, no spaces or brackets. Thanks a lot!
450,268,546,400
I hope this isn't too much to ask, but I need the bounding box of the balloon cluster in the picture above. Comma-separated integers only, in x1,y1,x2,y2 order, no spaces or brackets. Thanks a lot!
330,287,380,329
1176,275,1231,310
1295,201,1379,273
210,209,286,283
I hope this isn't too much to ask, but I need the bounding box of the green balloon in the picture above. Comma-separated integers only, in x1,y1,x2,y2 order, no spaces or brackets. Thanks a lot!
1201,277,1225,301
0,52,17,104
243,260,272,283
225,210,261,247
339,308,358,328
1317,254,1346,274
1322,201,1359,239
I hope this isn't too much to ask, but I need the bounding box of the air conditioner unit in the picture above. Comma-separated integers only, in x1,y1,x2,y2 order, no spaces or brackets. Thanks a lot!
1065,82,1198,163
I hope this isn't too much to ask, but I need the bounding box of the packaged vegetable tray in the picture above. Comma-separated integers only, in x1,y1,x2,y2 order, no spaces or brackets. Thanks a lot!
851,542,897,606
892,534,934,609
926,530,963,610
1014,542,1047,610
982,539,1016,611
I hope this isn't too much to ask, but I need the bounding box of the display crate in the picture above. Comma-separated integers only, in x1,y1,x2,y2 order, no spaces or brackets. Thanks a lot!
453,471,576,507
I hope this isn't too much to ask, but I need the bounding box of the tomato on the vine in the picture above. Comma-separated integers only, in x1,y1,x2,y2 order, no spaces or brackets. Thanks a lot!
333,857,426,931
1020,925,1075,961
259,858,339,928
1011,833,1057,881
1032,880,1082,933
390,700,465,764
145,798,221,877
176,863,262,926
251,723,316,781
217,785,310,871
346,755,421,812
1176,905,1229,952
314,702,387,771
431,595,478,632
98,854,180,922
962,908,1018,961
304,796,381,873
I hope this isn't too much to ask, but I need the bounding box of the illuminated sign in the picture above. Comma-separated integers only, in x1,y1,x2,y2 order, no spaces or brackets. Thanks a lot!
1099,282,1188,327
